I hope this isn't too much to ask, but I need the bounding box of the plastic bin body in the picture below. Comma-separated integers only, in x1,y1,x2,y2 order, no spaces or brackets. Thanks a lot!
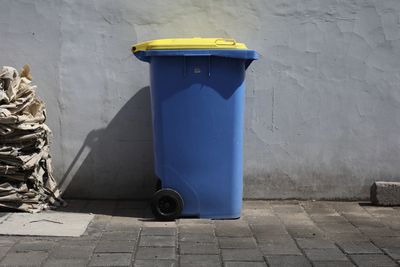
134,47,257,219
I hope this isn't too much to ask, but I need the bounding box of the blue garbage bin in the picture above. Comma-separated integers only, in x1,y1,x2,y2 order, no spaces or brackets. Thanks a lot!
132,38,258,219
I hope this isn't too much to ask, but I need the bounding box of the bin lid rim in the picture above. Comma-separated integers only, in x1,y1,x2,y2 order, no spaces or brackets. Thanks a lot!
132,38,249,53
133,49,259,65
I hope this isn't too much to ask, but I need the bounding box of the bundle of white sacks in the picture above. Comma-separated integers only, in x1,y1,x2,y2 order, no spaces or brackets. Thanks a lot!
0,65,64,212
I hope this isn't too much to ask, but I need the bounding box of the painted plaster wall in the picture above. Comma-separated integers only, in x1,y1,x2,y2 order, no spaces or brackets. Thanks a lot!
0,0,399,199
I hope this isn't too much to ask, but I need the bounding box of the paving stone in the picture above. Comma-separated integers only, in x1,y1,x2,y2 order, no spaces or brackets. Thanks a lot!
336,241,382,254
271,203,302,212
133,259,176,267
179,233,216,243
91,214,113,223
88,223,111,233
285,225,324,238
58,238,98,246
95,240,136,253
282,217,314,225
312,261,356,267
136,247,176,260
221,249,264,262
340,212,378,221
0,239,16,247
215,223,252,237
0,247,10,260
84,226,103,238
43,258,88,267
142,227,176,236
106,218,142,231
246,215,277,225
381,216,400,230
274,206,311,217
248,216,282,226
179,242,219,254
265,255,311,267
179,224,214,234
259,239,302,255
106,222,142,232
254,233,293,242
224,261,267,267
101,230,139,240
295,238,336,249
11,240,57,252
350,254,398,267
382,247,400,260
243,200,271,210
89,253,132,266
372,237,400,248
363,206,399,216
310,215,349,224
301,202,336,214
179,254,221,267
359,226,400,237
371,181,400,206
82,230,104,240
344,217,383,228
280,217,315,226
303,248,348,261
0,251,48,266
88,217,111,231
250,224,288,236
49,245,95,259
139,235,176,247
177,219,213,225
327,232,370,242
142,220,177,227
218,237,257,249
330,202,367,213
318,223,359,234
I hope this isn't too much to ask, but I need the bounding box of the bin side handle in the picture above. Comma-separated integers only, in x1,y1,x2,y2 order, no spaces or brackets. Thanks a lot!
133,51,151,63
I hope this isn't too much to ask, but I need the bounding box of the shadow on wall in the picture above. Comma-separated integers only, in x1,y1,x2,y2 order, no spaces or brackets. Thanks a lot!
60,86,156,200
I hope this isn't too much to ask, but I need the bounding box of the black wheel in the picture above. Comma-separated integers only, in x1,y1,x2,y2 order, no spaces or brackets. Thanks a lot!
151,188,183,221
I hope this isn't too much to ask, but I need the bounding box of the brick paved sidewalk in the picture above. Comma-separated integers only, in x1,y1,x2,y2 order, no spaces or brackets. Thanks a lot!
0,200,399,266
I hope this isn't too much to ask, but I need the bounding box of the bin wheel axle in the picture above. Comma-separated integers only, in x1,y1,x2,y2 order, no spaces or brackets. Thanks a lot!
151,188,183,221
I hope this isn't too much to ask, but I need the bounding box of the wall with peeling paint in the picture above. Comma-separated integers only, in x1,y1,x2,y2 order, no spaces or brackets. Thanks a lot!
1,0,400,200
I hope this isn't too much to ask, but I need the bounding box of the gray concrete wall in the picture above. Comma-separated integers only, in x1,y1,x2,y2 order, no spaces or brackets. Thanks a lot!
1,0,400,200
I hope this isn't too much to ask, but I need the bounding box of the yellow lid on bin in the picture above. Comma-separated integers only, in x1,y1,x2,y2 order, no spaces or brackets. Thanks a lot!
132,38,247,53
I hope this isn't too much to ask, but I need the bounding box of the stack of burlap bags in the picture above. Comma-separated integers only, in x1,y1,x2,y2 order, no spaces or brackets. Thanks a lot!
0,65,64,212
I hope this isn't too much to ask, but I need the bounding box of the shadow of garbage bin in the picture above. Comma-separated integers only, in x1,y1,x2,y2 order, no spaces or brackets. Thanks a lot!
60,86,156,202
